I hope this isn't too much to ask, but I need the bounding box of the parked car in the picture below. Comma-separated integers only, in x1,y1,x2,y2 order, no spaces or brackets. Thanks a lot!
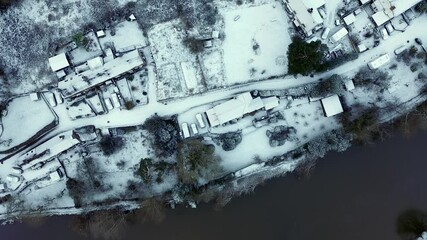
190,123,198,135
385,23,394,34
380,28,389,40
394,45,407,55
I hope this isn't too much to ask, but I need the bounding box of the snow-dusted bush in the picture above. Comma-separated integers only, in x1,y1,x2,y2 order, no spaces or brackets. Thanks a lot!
176,139,222,185
304,129,352,159
216,131,242,151
310,74,346,97
99,136,124,156
266,126,296,147
353,67,391,92
143,115,180,157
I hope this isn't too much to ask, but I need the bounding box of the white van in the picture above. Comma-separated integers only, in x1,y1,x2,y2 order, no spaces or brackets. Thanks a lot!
385,23,394,34
181,123,190,139
111,93,121,108
321,27,330,40
380,28,389,40
195,113,206,128
104,98,114,110
190,123,198,135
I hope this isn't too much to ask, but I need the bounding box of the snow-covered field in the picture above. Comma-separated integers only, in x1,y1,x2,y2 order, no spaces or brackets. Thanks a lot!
222,2,291,85
0,95,56,152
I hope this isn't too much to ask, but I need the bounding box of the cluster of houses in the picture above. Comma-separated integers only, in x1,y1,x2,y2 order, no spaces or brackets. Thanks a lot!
46,15,148,119
283,0,423,57
0,126,98,196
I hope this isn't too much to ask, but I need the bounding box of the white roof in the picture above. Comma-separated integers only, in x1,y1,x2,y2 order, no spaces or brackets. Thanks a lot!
30,93,39,101
262,97,279,110
87,56,104,69
330,27,348,42
359,0,371,4
321,94,343,117
49,170,61,182
343,13,357,25
129,14,136,21
212,30,220,39
372,11,391,26
368,54,390,69
206,92,264,127
345,79,355,91
287,0,325,34
96,30,106,38
58,50,143,98
48,53,69,72
357,43,367,52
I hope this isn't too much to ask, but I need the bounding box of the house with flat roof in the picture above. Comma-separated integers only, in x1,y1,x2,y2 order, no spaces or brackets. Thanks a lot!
285,0,326,36
58,50,144,98
321,94,344,117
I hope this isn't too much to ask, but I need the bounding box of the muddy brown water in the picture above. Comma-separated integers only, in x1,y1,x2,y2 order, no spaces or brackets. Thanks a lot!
1,132,427,240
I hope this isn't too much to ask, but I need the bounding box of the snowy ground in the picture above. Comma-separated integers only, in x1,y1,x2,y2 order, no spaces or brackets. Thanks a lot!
0,95,56,152
222,2,291,85
99,21,148,53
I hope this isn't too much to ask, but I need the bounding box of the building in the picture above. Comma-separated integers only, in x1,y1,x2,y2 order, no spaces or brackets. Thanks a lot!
330,27,349,43
58,50,144,98
321,94,344,117
205,92,265,127
343,13,357,25
368,54,390,69
262,97,280,110
285,0,326,36
48,53,70,72
371,0,423,26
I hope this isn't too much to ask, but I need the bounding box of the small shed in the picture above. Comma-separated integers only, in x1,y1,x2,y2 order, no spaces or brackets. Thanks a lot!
262,97,279,110
48,53,70,72
212,30,220,39
87,56,104,70
345,79,355,91
129,14,136,21
96,30,106,38
30,93,40,101
321,94,344,117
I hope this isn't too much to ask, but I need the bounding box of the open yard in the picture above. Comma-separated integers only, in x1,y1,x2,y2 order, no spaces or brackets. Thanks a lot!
222,2,292,85
0,95,56,152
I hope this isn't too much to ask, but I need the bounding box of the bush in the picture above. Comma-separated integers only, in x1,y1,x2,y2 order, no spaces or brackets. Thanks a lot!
0,0,15,9
396,209,427,239
218,131,242,151
340,108,379,144
177,139,222,185
125,101,135,110
287,37,327,76
183,37,204,54
310,74,345,97
66,179,85,208
72,32,88,46
99,136,124,156
410,63,419,72
317,53,359,72
353,67,391,92
143,115,180,157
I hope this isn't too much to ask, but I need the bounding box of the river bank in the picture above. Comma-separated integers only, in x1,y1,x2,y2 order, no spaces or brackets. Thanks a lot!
1,131,427,240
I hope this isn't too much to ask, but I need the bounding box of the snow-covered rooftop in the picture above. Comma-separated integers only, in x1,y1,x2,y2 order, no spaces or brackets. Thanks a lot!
321,94,343,117
286,0,325,35
206,92,265,127
330,27,349,43
371,0,423,26
368,54,391,69
48,53,69,72
58,50,144,98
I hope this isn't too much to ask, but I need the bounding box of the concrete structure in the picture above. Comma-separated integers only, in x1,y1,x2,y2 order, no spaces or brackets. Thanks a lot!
48,53,70,72
262,97,280,110
368,54,391,69
206,92,265,127
285,0,326,36
321,94,344,117
58,50,144,98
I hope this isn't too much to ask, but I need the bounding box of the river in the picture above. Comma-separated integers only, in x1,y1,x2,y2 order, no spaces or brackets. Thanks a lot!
1,132,427,240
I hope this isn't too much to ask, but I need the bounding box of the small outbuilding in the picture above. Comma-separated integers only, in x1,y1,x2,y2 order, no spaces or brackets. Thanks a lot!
30,93,40,101
48,53,70,72
321,94,344,117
